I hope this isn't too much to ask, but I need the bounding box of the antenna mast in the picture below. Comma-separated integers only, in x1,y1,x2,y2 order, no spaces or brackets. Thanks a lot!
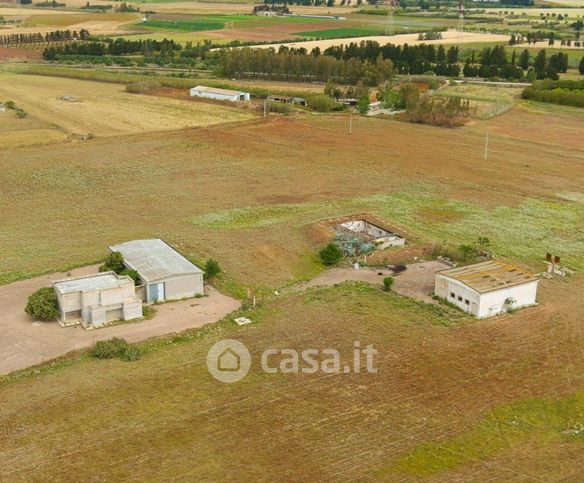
457,1,465,46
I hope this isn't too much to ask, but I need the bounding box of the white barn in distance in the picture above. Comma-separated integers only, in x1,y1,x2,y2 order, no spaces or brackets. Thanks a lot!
190,85,251,102
435,260,539,318
110,239,204,304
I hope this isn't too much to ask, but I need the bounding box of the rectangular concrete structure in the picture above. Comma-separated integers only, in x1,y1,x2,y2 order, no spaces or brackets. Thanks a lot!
110,239,204,304
435,260,539,318
53,272,142,329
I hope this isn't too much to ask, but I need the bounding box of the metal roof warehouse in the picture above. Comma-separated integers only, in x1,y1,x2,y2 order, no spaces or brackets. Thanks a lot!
109,239,204,303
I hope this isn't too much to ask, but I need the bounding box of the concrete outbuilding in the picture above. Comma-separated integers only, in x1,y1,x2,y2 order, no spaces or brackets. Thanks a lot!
435,260,539,318
190,85,250,102
53,272,142,329
110,239,204,304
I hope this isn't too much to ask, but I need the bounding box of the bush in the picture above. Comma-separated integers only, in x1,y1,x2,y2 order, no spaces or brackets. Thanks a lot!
25,287,59,320
383,276,394,292
121,268,140,285
205,259,221,279
307,94,341,113
125,80,162,94
100,251,125,274
121,345,142,362
90,337,130,359
319,243,343,266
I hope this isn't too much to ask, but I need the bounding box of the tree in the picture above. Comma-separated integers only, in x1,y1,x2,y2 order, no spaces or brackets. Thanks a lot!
25,287,59,320
100,251,125,274
579,56,584,74
519,49,530,70
319,243,343,266
357,95,370,115
205,259,221,279
383,276,394,292
534,49,547,79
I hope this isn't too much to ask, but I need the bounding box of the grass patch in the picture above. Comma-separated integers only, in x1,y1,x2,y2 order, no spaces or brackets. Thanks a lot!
142,15,252,32
296,27,383,39
387,391,584,476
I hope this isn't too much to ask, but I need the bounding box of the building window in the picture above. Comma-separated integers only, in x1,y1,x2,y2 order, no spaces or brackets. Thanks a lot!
450,292,455,298
458,296,463,302
465,299,470,305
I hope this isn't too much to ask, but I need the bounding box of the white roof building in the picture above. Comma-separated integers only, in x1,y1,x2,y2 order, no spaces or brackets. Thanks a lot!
189,85,250,102
435,260,539,318
109,239,204,303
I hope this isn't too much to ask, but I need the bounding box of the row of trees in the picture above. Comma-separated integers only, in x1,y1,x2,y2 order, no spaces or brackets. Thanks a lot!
43,38,182,60
220,48,395,85
0,29,89,46
522,79,584,108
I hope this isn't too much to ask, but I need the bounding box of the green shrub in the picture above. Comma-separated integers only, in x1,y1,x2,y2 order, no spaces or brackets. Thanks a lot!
307,94,341,113
99,251,125,274
383,276,394,292
319,243,343,266
205,258,221,279
121,268,140,285
4,100,15,110
121,345,142,362
90,337,130,359
25,287,59,320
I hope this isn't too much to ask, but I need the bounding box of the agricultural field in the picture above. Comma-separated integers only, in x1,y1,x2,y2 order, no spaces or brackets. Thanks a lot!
3,277,584,480
436,83,523,119
0,73,254,138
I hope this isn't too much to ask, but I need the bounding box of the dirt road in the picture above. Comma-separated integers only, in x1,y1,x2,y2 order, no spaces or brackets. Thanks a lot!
0,265,240,376
294,260,450,303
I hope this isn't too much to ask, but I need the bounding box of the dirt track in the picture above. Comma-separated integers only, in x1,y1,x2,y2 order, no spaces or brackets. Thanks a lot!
0,265,240,376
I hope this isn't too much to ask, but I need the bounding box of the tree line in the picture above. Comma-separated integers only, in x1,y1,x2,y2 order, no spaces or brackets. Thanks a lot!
522,79,584,108
0,29,89,46
43,38,182,60
463,45,569,80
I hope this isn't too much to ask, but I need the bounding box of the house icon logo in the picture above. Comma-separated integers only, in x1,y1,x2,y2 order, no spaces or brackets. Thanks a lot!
218,347,241,372
207,339,251,383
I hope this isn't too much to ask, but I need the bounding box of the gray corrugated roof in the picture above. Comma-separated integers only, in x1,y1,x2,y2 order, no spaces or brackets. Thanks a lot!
54,272,131,294
109,239,203,283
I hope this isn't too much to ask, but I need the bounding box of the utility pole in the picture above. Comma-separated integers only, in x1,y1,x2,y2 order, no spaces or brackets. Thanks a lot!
263,99,267,118
484,132,489,160
349,111,353,135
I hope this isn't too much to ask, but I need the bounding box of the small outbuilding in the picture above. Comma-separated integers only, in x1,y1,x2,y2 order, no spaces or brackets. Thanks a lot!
53,271,142,329
434,260,539,318
109,239,204,303
190,85,250,102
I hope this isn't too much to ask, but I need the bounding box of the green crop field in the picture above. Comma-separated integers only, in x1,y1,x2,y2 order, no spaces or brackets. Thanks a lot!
142,15,254,32
296,27,383,39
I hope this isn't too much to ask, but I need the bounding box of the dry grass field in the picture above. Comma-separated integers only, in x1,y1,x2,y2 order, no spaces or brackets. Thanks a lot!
2,278,584,480
1,61,584,479
1,103,583,291
0,73,254,138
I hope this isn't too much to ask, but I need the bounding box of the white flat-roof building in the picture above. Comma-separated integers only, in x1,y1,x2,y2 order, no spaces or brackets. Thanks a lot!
53,272,143,329
110,239,204,304
189,85,250,102
435,260,539,318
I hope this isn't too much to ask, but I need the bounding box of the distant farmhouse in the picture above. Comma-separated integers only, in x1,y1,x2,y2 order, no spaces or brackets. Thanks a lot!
190,86,250,103
110,239,204,303
435,260,539,318
53,272,142,329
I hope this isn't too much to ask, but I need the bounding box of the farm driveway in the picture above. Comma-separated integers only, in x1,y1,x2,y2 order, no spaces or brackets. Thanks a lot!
0,266,240,376
295,260,450,303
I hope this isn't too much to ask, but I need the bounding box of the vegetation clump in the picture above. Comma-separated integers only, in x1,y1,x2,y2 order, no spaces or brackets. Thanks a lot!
90,337,142,361
25,287,59,320
99,252,141,285
383,276,395,292
125,80,162,94
204,259,221,279
319,243,344,266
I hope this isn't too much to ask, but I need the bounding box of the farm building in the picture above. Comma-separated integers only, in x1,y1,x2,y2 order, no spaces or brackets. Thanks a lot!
53,272,142,329
335,218,405,249
109,239,204,303
434,260,539,318
190,86,250,102
267,95,307,106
